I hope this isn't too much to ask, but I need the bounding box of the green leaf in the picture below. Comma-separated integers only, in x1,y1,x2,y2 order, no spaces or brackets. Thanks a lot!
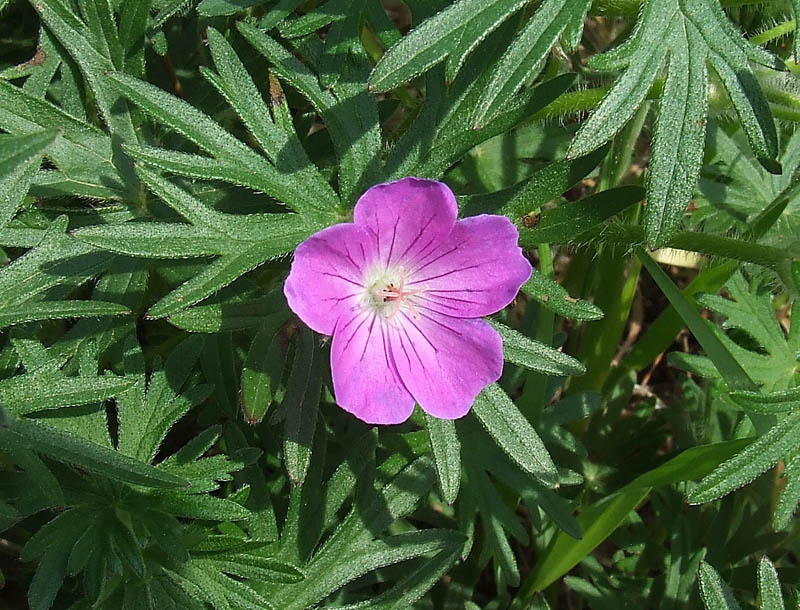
123,145,287,200
0,300,129,329
698,562,741,610
157,493,250,521
0,374,135,416
197,0,264,15
267,456,439,610
168,297,289,333
204,27,339,215
368,0,529,92
425,414,461,504
237,20,380,203
118,0,150,75
774,454,800,530
328,545,461,609
568,0,782,247
241,322,287,425
276,0,350,37
283,330,322,484
489,320,585,376
108,71,335,217
78,169,315,318
688,412,800,504
27,534,71,610
458,145,610,225
3,444,64,507
148,240,298,319
520,269,603,321
0,408,188,489
33,0,138,192
75,222,231,257
758,557,785,610
193,554,303,584
322,429,378,529
728,387,800,414
518,185,644,246
643,19,707,246
637,251,758,393
515,440,749,600
418,73,576,178
0,217,113,317
691,272,800,393
117,334,206,462
472,384,558,487
0,129,60,227
0,80,124,200
471,0,591,128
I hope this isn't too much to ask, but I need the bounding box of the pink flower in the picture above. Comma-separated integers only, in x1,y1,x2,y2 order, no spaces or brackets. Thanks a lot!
284,177,532,424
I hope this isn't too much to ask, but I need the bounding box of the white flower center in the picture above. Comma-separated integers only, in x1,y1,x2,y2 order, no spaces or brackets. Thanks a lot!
362,265,427,320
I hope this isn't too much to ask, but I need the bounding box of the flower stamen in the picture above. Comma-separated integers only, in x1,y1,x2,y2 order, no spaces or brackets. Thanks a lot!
373,266,427,319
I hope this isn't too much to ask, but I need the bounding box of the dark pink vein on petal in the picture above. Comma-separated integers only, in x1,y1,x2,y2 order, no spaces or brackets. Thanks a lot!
419,294,477,305
426,288,490,294
339,309,368,338
386,216,400,265
381,323,404,384
397,321,427,371
396,215,434,262
415,294,477,313
322,292,360,303
322,272,363,288
359,316,378,361
342,244,361,271
409,245,460,276
412,261,487,285
405,234,439,266
400,313,438,353
373,209,381,259
417,311,463,337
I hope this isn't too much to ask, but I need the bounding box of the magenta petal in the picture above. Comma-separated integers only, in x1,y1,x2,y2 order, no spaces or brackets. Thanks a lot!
331,309,416,424
353,177,457,267
284,223,375,335
388,313,503,419
408,215,532,318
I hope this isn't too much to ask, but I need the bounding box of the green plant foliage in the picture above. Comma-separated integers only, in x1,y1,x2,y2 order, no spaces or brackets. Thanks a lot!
569,0,783,247
2,0,800,608
698,558,791,610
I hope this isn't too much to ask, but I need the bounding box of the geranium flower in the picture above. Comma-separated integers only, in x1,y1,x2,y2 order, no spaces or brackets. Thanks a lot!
284,177,532,424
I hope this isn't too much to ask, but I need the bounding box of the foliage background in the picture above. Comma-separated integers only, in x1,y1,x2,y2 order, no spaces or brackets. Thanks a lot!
0,0,799,608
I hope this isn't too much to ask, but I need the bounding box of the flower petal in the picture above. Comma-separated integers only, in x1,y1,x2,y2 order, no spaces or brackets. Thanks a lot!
353,177,457,267
408,215,531,318
284,223,375,335
331,310,416,424
388,313,503,419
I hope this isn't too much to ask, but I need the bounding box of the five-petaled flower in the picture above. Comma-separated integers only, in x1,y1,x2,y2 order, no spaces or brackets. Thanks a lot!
284,177,531,424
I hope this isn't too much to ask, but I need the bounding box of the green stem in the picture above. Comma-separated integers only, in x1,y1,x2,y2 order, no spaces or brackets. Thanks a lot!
568,104,647,394
360,23,415,110
764,84,800,111
636,248,758,392
598,225,791,271
518,243,556,423
532,80,663,122
751,19,796,46
771,104,800,123
612,170,800,379
531,78,800,126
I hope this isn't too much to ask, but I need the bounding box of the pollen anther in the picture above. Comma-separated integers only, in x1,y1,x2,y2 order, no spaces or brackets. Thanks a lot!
368,265,427,320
